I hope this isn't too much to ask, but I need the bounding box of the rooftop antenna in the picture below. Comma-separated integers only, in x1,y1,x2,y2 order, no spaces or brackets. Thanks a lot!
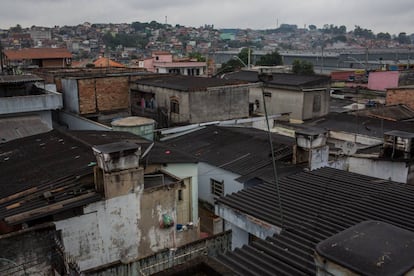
259,71,284,227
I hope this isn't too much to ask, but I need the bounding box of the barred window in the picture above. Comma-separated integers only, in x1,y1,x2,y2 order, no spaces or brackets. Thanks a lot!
210,179,224,197
170,99,180,114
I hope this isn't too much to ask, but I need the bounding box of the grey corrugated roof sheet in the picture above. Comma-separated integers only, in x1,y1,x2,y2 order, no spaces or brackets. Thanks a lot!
352,104,414,122
215,167,414,275
161,126,295,179
0,74,43,84
223,71,330,89
305,112,414,138
0,129,152,225
135,75,248,91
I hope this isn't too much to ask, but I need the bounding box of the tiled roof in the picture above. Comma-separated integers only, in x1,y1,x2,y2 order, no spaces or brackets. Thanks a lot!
215,167,414,275
161,126,295,178
93,57,125,68
135,75,248,92
4,48,72,60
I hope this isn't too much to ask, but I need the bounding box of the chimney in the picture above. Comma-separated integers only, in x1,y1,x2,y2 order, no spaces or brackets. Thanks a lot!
293,127,329,170
92,142,144,199
315,221,414,276
381,130,414,160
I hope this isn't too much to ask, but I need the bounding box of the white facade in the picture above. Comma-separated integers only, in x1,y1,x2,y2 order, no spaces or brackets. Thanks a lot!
163,163,199,223
198,162,244,205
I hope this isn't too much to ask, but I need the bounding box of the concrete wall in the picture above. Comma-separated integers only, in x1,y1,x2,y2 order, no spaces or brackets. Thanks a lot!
133,84,249,124
134,84,191,123
250,87,329,121
0,225,58,275
61,78,80,113
55,181,197,272
58,111,112,131
102,167,144,199
189,86,249,123
0,91,62,115
215,203,281,250
198,162,243,205
302,89,330,120
162,163,199,223
347,157,409,184
250,87,304,119
386,87,414,110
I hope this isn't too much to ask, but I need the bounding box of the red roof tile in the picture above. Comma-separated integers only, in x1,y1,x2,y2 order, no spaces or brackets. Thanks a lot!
4,48,72,60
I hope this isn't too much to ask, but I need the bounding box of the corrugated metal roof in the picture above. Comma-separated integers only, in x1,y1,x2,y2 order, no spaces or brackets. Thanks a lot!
0,129,152,225
215,167,414,275
0,74,44,84
353,104,414,122
161,126,295,178
305,112,414,138
135,75,248,91
224,71,331,88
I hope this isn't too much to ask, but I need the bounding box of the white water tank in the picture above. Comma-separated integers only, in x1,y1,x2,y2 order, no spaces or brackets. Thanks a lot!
111,116,155,141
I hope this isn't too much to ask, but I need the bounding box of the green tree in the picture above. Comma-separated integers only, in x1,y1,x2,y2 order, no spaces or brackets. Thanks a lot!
217,59,245,75
238,48,252,66
256,50,283,66
188,52,206,62
377,32,391,41
292,59,315,75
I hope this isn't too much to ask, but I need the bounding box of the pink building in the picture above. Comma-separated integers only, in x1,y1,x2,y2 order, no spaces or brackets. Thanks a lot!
368,71,399,91
139,51,207,76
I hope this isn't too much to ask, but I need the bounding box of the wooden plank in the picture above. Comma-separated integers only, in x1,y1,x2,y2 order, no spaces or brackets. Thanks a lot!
0,187,38,205
5,192,97,224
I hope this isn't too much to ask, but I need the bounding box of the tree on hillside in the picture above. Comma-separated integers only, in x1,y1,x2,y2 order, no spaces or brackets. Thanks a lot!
292,59,314,75
256,50,283,66
377,32,391,41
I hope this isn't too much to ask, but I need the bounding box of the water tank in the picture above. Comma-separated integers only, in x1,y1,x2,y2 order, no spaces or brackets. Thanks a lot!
111,116,155,141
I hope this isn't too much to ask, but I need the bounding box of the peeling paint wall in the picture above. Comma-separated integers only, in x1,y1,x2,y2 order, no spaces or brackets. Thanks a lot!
55,177,198,272
55,189,143,271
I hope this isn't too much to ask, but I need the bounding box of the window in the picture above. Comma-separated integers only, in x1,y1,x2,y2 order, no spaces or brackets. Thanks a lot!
170,99,180,114
178,189,183,201
210,179,224,197
263,92,272,97
313,94,321,112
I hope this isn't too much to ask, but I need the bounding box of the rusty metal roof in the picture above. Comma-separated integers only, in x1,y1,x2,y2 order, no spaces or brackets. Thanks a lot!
4,48,72,60
215,167,414,275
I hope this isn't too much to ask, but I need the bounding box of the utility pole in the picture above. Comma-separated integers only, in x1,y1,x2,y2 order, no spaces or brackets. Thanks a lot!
0,40,4,74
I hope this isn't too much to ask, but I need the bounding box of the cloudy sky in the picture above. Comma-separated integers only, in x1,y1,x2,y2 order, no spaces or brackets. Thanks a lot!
1,0,413,35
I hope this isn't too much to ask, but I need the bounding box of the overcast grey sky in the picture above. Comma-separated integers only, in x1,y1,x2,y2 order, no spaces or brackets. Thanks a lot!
1,0,413,35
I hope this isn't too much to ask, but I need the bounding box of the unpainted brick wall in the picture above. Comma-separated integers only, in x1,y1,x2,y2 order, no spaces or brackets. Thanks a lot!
386,88,414,110
78,76,130,114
